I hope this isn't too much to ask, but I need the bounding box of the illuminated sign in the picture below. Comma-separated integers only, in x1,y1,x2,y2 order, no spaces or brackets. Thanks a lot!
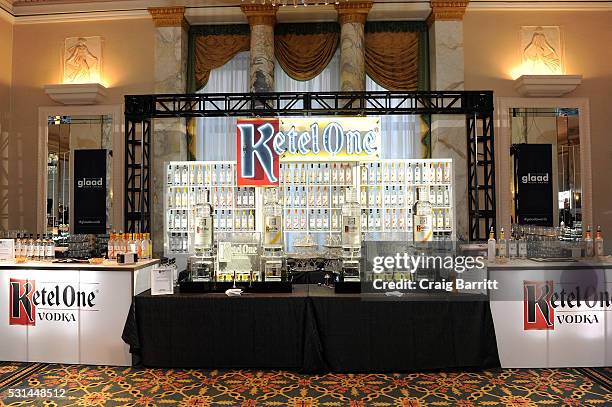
236,117,380,186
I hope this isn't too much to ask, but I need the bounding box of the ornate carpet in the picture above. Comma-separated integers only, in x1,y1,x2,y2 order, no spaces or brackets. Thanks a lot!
0,362,610,406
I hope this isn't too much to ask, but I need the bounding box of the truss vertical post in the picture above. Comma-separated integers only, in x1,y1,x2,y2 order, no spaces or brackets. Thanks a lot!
466,109,496,241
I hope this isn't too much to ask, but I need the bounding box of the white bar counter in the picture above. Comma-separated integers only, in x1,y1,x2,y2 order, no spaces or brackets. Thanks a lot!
0,259,159,366
488,257,612,368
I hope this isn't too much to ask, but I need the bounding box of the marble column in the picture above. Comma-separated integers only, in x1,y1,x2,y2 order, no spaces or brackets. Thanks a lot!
335,1,372,92
428,0,469,241
241,4,277,93
149,7,189,255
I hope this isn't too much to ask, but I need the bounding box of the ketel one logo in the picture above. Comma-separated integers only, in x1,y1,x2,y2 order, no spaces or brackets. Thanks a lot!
9,278,97,326
523,280,611,330
236,119,280,187
523,280,555,330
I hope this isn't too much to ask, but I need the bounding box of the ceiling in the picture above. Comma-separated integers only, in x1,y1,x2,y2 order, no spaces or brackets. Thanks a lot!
1,0,610,24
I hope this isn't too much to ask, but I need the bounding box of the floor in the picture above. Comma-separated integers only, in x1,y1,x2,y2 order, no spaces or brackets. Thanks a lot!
0,362,610,406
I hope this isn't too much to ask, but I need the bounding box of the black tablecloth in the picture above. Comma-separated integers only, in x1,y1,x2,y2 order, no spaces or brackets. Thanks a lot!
123,285,499,372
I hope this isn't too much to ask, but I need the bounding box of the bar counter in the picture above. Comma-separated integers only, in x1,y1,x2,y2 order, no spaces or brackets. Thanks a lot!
0,259,160,366
488,256,612,368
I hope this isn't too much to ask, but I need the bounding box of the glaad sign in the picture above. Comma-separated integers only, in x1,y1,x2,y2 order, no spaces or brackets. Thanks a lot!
236,117,381,186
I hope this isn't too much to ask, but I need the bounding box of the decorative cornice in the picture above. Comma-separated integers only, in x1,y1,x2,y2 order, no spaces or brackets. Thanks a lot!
148,6,188,30
335,1,373,25
240,4,277,27
427,0,469,26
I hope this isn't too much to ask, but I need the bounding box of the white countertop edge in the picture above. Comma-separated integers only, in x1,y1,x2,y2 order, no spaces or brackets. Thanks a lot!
0,259,161,271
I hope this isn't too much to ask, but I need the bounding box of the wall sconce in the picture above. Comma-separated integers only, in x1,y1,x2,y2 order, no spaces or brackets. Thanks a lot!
44,36,107,105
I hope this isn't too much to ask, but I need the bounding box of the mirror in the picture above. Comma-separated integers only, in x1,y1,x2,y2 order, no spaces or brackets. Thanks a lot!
509,107,581,236
46,114,112,234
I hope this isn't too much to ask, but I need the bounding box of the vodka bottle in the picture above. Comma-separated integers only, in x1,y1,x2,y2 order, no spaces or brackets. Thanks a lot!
398,209,405,230
361,210,368,230
487,227,496,263
341,188,361,248
108,233,116,259
508,231,518,259
46,234,55,260
390,163,396,182
345,164,352,184
585,226,594,257
34,234,41,260
385,209,392,230
300,209,307,229
248,210,255,230
518,231,528,259
436,163,443,183
444,209,451,230
174,165,181,184
15,233,22,258
316,210,323,230
194,189,214,255
115,232,125,256
361,165,368,184
285,209,292,230
595,226,604,257
263,189,283,247
398,163,404,182
167,165,174,185
414,162,421,184
332,209,339,230
436,209,444,230
412,187,433,242
293,209,299,230
128,233,138,253
444,186,450,206
444,162,451,183
136,233,143,258
376,163,382,183
375,209,382,230
181,165,188,185
407,163,413,183
309,210,316,230
25,234,33,260
497,228,507,262
331,164,338,184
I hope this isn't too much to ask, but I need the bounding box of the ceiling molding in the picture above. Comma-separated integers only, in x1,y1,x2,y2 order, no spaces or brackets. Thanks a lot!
0,0,15,23
468,1,612,11
13,9,149,24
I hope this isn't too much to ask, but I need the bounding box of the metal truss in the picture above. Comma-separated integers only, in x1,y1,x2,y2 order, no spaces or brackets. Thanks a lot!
125,91,496,240
466,112,496,241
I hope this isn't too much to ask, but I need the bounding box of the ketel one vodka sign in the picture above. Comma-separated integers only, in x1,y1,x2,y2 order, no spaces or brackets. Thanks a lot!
236,117,381,186
9,278,97,325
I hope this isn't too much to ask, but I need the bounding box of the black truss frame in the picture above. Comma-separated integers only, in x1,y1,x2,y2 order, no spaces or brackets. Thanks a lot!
125,91,496,241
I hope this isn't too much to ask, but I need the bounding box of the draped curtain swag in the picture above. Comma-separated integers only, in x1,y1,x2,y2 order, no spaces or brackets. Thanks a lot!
365,21,429,92
188,24,250,92
274,23,339,82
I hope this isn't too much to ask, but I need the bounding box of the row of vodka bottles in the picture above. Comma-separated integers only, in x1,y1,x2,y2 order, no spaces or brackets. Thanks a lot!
15,234,55,260
361,161,452,185
360,207,453,232
168,163,234,186
360,185,451,208
280,163,354,185
107,232,152,260
491,225,605,262
168,187,254,209
213,209,255,231
284,186,349,208
169,232,189,253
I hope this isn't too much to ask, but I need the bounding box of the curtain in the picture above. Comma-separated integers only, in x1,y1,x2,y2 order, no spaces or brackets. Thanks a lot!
275,49,340,93
365,21,430,158
196,52,250,161
188,25,250,93
364,21,429,92
274,23,339,81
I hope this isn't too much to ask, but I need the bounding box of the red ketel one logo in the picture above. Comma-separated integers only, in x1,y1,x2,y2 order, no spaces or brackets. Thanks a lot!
236,118,280,187
9,279,36,325
9,278,97,326
523,280,554,330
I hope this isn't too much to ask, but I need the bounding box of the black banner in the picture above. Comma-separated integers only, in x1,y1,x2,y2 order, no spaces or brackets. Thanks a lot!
74,149,107,234
513,143,553,226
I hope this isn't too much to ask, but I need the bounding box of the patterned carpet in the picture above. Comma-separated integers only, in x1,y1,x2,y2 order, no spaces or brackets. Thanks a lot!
0,362,610,406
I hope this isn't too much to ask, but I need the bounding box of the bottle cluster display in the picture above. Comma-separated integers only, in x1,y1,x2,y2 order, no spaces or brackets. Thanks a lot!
165,159,455,256
357,160,453,239
165,162,257,254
